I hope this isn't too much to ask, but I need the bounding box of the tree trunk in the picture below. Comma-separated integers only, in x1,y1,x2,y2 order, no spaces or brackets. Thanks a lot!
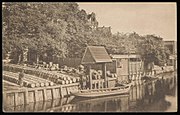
23,48,28,64
18,54,22,64
36,54,39,64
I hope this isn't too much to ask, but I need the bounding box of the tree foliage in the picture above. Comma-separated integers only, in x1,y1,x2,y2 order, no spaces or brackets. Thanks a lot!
137,35,170,66
2,2,170,66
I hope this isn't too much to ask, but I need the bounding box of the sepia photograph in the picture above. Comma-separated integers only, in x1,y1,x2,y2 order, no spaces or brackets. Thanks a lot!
2,2,177,112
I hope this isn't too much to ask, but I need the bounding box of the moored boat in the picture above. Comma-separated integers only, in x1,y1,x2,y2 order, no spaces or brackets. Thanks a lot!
71,84,131,98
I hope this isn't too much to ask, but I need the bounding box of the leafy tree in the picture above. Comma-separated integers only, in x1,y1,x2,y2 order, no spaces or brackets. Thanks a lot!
2,2,170,67
2,2,92,61
137,35,170,66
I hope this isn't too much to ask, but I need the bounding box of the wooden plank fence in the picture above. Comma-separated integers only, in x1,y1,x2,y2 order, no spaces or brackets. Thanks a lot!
3,83,79,108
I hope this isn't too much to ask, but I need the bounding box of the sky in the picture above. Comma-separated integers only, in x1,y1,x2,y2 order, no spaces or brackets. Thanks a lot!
77,2,176,41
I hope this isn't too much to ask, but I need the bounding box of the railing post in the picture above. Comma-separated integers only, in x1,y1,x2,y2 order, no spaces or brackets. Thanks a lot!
43,89,47,101
24,89,29,105
34,90,38,102
14,92,18,106
60,86,64,98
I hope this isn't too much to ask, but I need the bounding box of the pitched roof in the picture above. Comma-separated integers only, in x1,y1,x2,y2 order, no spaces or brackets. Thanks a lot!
81,46,112,64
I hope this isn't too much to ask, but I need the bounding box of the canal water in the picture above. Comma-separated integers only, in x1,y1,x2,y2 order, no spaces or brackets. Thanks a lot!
4,72,177,112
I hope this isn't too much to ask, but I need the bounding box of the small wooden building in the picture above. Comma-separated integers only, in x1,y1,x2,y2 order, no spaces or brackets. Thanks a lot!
110,54,144,81
81,46,116,89
164,40,177,70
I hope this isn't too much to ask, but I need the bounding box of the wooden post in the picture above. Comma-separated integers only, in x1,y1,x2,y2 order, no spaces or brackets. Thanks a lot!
102,63,107,88
130,62,132,80
52,88,55,100
98,81,100,89
128,56,130,81
34,90,38,102
104,100,107,112
51,99,56,108
174,58,176,70
94,81,97,89
139,59,142,79
136,58,138,80
88,65,92,90
60,86,64,98
43,89,47,101
24,89,29,105
18,54,22,64
23,48,28,64
14,92,18,106
42,101,46,111
3,92,7,106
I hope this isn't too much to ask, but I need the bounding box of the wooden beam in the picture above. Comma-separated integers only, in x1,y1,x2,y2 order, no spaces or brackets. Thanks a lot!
88,65,92,89
14,92,18,106
60,86,64,98
52,88,56,100
43,89,47,101
34,90,38,102
102,63,107,88
24,89,29,105
98,81,100,89
3,92,7,106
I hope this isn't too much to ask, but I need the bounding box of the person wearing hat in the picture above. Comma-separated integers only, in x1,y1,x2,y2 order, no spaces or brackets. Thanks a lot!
19,69,25,87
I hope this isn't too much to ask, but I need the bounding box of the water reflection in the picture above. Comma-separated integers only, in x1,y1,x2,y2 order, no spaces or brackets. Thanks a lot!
4,72,176,112
4,96,76,112
70,95,129,112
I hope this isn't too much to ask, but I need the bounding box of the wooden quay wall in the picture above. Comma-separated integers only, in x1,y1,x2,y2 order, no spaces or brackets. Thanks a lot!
3,83,79,107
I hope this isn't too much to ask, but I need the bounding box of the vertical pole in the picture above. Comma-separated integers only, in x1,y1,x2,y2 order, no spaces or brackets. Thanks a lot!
136,58,138,80
3,92,7,107
131,60,134,80
34,90,38,102
23,48,28,65
24,89,29,105
60,86,64,98
102,63,107,88
14,92,18,106
140,59,143,79
173,59,176,71
88,65,92,89
43,89,47,101
128,55,130,81
98,81,100,89
52,88,55,100
94,81,97,89
104,101,107,112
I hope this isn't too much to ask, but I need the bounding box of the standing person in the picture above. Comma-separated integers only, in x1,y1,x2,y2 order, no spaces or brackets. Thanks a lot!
81,75,86,90
78,65,86,89
86,75,90,89
19,69,25,87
